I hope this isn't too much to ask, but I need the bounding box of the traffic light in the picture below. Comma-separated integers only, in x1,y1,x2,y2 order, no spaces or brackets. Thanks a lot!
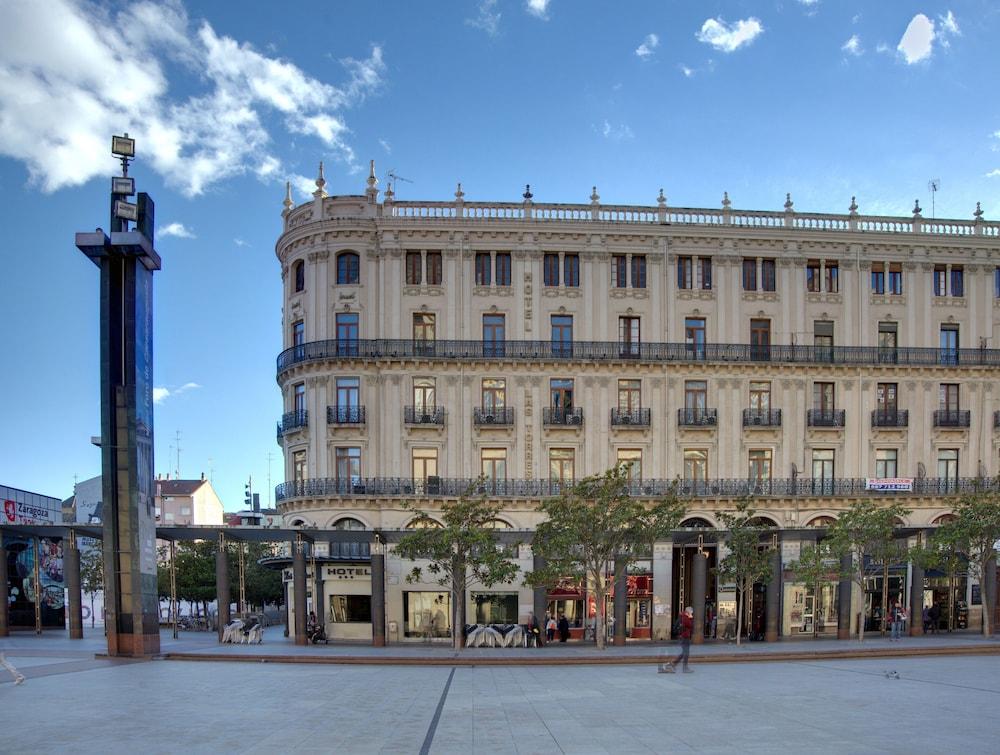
244,480,252,509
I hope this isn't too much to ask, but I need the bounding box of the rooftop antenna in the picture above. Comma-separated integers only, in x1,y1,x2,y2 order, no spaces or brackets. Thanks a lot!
385,170,413,196
928,179,940,219
174,429,181,478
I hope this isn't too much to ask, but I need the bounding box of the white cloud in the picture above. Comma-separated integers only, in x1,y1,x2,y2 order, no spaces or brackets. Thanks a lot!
466,0,501,36
158,222,195,238
876,42,891,55
841,35,863,57
378,138,392,154
0,0,385,195
599,121,634,141
986,169,1000,178
289,172,320,200
233,238,249,247
937,10,960,47
696,17,764,53
635,33,659,59
525,0,550,19
897,14,935,64
153,382,201,405
797,0,819,5
679,64,695,78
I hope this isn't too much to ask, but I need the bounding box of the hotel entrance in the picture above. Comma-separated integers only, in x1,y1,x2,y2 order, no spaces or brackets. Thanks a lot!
671,537,717,639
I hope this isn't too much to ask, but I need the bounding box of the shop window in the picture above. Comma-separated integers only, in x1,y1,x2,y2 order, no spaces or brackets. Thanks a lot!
330,595,371,623
472,593,518,625
403,592,451,638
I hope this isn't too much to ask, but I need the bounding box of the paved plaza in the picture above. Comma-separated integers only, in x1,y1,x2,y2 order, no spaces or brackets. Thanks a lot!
1,632,999,754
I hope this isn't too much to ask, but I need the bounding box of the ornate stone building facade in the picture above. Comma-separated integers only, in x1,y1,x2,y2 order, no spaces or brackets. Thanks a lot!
274,164,1000,642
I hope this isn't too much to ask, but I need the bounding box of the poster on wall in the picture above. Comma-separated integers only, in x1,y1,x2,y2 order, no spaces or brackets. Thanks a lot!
5,537,66,628
865,478,913,492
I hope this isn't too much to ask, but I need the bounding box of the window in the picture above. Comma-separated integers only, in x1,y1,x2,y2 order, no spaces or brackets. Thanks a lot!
549,448,575,484
995,267,1000,298
293,260,305,292
612,255,627,288
749,381,771,412
619,316,640,357
413,313,436,344
481,448,507,481
617,449,642,481
888,263,903,295
938,449,959,486
481,379,506,411
684,380,707,410
426,252,442,285
806,260,821,292
333,517,366,529
699,258,712,290
406,252,422,285
748,450,772,482
618,379,641,412
411,448,438,482
871,263,885,294
684,449,708,482
939,384,960,412
934,265,947,296
335,447,361,483
631,255,647,288
951,266,964,297
812,450,834,494
677,257,693,289
750,319,771,360
685,317,706,359
337,252,359,285
825,261,839,293
543,254,559,286
292,320,304,347
761,259,776,292
483,314,505,357
495,253,511,286
878,322,898,363
875,449,897,479
551,315,573,358
813,382,835,413
293,382,306,414
473,593,518,625
336,313,359,355
742,259,757,291
475,253,491,286
814,321,834,362
940,324,959,365
875,383,897,416
550,378,574,409
335,377,360,412
293,450,306,484
403,592,450,638
330,595,371,623
413,378,436,412
564,254,580,287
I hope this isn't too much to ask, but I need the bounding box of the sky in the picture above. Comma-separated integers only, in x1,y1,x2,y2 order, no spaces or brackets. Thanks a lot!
2,0,999,512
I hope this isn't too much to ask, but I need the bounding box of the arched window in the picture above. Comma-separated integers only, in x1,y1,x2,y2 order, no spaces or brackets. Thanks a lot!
293,260,305,292
484,519,512,529
405,517,443,529
337,252,360,284
680,517,712,528
806,515,836,528
333,517,366,530
932,513,956,526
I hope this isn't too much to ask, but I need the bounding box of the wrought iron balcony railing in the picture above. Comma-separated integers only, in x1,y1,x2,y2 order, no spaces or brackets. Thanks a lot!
473,407,515,426
611,408,651,426
276,410,308,438
327,405,366,424
404,406,446,425
742,409,782,427
678,407,718,426
807,409,846,428
277,338,1000,375
871,409,908,428
275,476,996,502
543,407,584,426
933,409,971,428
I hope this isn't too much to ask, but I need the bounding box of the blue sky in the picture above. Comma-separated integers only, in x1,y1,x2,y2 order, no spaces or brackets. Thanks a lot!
1,0,998,510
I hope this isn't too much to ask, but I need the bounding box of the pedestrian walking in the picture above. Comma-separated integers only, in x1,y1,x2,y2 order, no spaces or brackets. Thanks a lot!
659,607,694,673
545,613,557,642
0,653,25,685
890,602,904,640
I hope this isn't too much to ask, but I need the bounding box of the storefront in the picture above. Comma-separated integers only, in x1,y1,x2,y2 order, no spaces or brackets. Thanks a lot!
783,580,839,637
547,580,585,640
604,565,653,639
402,591,451,639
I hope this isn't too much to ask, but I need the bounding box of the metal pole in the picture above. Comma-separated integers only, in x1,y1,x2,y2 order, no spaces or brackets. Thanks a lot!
66,530,83,639
33,536,41,635
170,540,178,640
0,532,8,637
532,552,547,645
371,538,386,647
215,532,230,642
293,535,307,646
238,541,247,615
691,547,707,646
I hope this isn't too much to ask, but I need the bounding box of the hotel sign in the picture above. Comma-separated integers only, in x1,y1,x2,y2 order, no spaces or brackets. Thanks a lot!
864,478,913,492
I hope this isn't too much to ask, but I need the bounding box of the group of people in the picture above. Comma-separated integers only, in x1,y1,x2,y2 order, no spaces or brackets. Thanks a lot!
528,611,571,645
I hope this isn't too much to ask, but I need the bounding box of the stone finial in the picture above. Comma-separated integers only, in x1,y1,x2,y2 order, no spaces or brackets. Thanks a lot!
523,184,533,201
590,186,600,203
313,161,328,199
784,193,794,211
722,191,731,210
282,180,293,213
849,196,858,216
455,182,465,201
912,199,922,216
383,184,394,201
974,201,984,220
366,159,378,189
657,188,666,206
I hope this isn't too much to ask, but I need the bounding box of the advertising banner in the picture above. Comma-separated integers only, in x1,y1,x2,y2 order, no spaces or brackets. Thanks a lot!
864,478,913,492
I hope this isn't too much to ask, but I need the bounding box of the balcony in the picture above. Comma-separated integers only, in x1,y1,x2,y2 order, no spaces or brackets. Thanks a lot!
742,409,782,427
275,476,998,502
611,408,651,427
871,409,908,428
677,407,718,427
403,406,446,425
933,410,971,428
327,405,366,424
543,407,584,426
807,409,846,428
276,410,308,438
473,407,514,426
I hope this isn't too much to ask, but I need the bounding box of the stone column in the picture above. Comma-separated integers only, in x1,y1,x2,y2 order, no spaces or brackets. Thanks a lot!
765,540,781,642
909,550,925,637
532,553,547,646
282,580,289,637
691,549,707,645
651,540,672,641
0,535,8,637
314,558,325,629
292,536,308,646
65,533,83,640
838,553,852,640
215,534,230,642
371,541,386,647
613,556,627,647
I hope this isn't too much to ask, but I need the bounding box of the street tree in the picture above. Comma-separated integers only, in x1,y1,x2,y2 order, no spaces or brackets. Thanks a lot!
787,539,839,638
526,467,685,650
79,539,104,628
910,527,966,632
395,483,521,649
826,500,911,642
714,499,775,646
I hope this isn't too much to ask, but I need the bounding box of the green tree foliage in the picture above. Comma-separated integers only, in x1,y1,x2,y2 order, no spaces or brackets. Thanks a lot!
240,542,283,609
526,467,685,650
826,500,911,642
787,539,839,639
910,527,966,633
395,484,521,649
715,499,775,646
78,539,104,628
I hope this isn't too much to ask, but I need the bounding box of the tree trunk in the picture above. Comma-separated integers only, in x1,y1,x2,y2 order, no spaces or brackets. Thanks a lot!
812,578,819,639
593,572,606,650
881,562,889,637
856,574,866,643
948,573,955,632
735,587,743,646
90,594,95,628
982,591,991,636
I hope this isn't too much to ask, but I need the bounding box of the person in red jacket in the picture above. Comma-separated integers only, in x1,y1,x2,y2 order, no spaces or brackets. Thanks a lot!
659,606,694,673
